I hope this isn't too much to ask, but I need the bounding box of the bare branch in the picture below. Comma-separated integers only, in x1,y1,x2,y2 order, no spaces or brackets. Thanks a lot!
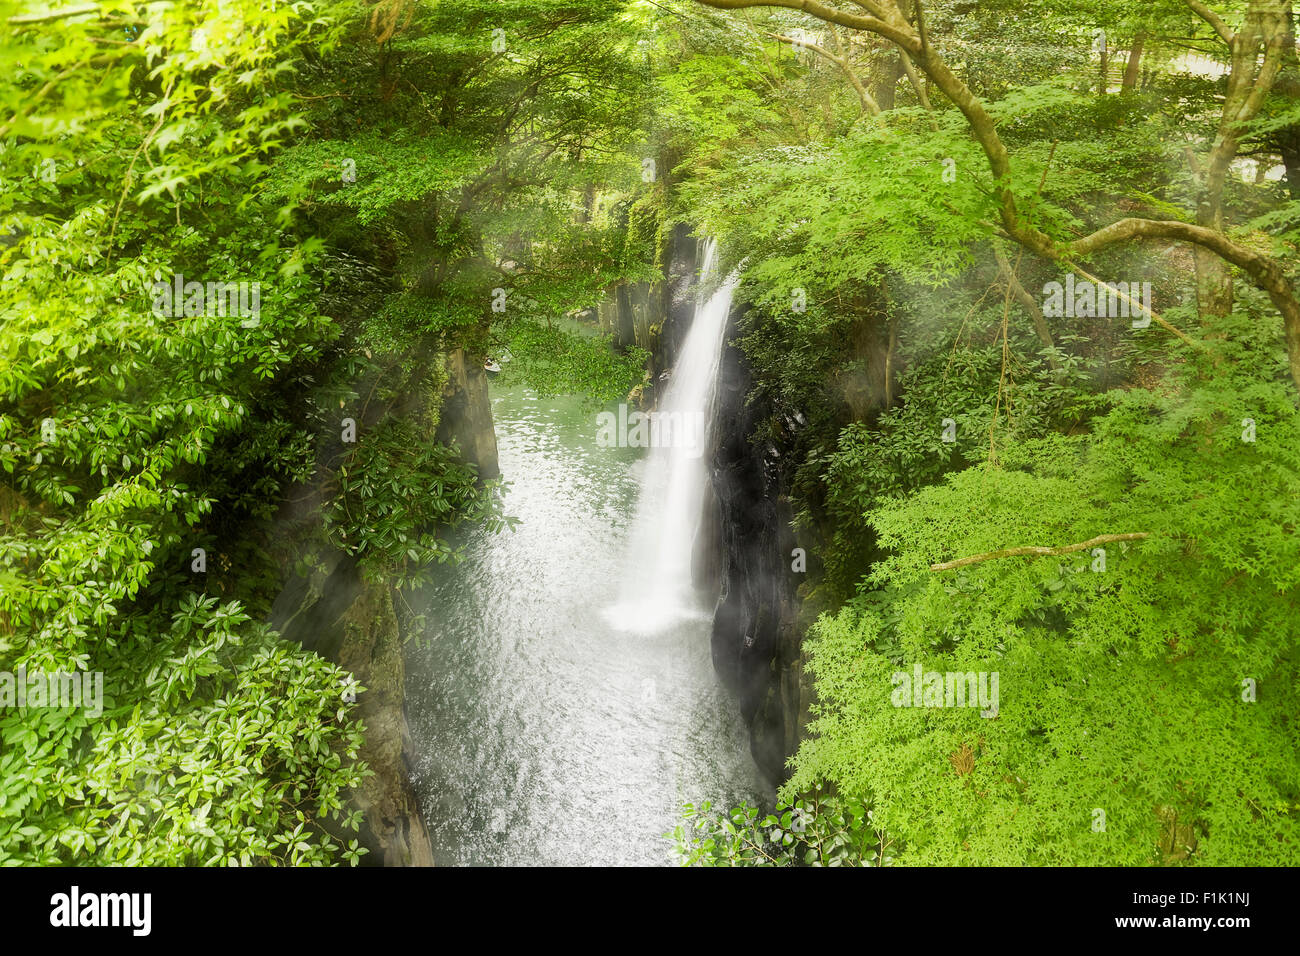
845,0,891,18
1064,258,1199,349
1069,216,1262,276
1231,10,1287,126
898,48,932,110
767,30,881,114
696,0,890,36
992,240,1058,360
914,0,930,53
930,533,1149,572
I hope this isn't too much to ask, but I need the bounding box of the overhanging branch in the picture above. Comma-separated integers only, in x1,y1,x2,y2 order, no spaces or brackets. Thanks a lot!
1184,0,1236,46
693,0,1300,391
767,30,881,114
930,533,1149,572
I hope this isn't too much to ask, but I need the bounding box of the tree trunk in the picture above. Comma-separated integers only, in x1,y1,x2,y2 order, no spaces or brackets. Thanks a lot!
1194,246,1234,317
1122,33,1145,91
577,182,597,224
1275,12,1300,199
873,50,901,110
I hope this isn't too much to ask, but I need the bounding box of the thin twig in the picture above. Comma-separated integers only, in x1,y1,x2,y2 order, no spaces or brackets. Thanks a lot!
108,79,175,254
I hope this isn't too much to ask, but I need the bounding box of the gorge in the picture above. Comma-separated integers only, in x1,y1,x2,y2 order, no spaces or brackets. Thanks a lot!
8,0,1298,872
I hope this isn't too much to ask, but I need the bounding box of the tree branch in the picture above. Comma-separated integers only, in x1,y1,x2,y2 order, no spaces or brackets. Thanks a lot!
992,240,1058,361
694,0,1300,391
767,30,881,114
930,533,1149,572
846,0,891,18
1063,258,1199,349
914,0,929,53
7,3,101,25
898,48,932,110
0,64,81,140
1184,0,1235,46
696,0,891,36
1067,216,1269,285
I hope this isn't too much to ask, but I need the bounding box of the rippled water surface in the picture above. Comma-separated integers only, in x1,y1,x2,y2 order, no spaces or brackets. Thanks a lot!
406,385,770,866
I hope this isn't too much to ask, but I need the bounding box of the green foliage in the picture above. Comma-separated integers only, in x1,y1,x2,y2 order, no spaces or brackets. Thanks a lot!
1,595,367,865
266,132,490,226
324,419,511,587
656,53,780,153
789,358,1300,865
9,0,1300,871
682,116,995,292
0,0,365,865
670,0,1300,868
680,357,1300,868
2,0,666,866
818,340,1103,592
496,320,650,404
671,790,888,866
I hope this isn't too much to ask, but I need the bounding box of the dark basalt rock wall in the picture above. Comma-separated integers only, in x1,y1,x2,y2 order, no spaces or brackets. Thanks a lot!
619,224,810,783
700,304,813,784
436,349,499,480
598,223,700,388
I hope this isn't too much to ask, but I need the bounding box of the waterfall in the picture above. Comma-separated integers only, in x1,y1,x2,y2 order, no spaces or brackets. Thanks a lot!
607,239,739,635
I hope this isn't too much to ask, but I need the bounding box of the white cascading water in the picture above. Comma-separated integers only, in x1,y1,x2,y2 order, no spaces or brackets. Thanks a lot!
607,239,738,634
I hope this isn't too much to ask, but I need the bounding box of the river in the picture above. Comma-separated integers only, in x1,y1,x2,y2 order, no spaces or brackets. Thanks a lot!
405,269,771,865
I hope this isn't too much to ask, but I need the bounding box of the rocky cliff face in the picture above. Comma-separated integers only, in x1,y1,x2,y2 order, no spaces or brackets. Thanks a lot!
267,346,500,866
699,306,815,785
597,223,701,387
616,236,814,786
697,295,896,785
436,349,499,480
270,550,434,866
